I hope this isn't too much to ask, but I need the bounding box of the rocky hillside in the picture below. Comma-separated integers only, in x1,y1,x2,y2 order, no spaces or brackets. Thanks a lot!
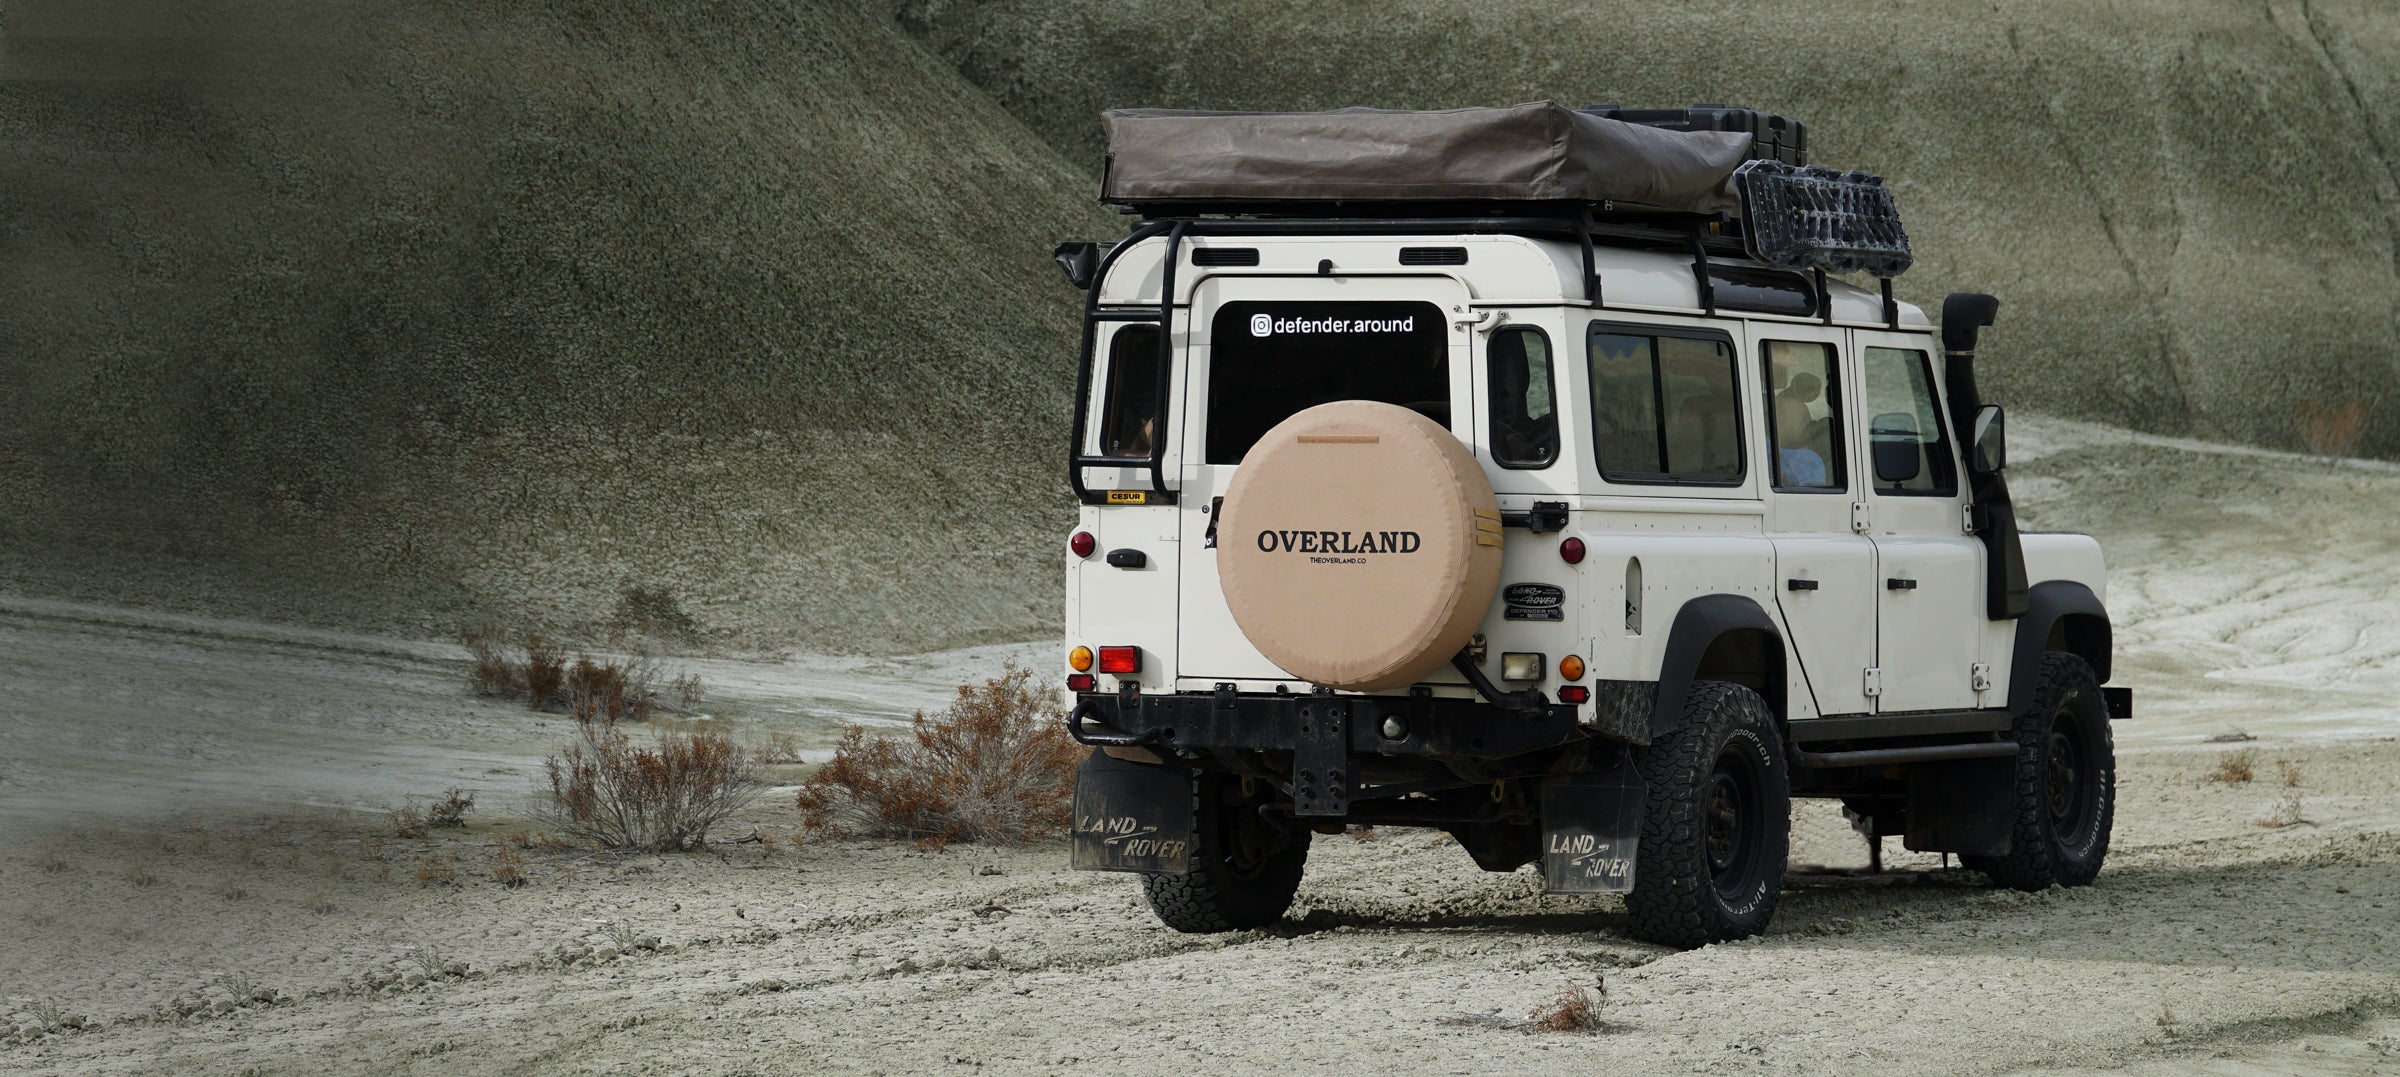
3,1,2393,651
0,0,1112,649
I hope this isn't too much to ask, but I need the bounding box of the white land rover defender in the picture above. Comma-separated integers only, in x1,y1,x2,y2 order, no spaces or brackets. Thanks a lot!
1053,103,2127,948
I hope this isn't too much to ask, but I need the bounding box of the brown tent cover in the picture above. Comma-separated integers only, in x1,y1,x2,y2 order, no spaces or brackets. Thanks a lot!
1101,102,1751,213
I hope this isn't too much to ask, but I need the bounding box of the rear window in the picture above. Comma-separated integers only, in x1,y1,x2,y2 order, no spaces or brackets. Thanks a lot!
1099,326,1161,456
1587,325,1744,484
1206,301,1448,465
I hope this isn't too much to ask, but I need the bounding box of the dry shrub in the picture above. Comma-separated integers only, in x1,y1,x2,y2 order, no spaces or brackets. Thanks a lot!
752,729,808,765
461,622,521,697
2205,748,2256,783
795,666,1081,846
305,893,337,914
213,877,249,901
1525,978,1606,1033
457,625,682,722
2260,789,2314,829
542,717,762,851
565,653,664,723
491,848,528,888
2275,759,2303,788
391,789,476,837
2297,401,2369,462
122,861,159,889
665,672,706,713
414,857,459,887
523,635,568,708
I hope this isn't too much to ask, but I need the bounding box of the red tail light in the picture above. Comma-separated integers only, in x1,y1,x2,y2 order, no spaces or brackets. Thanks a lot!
1559,685,1591,704
1067,673,1097,692
1070,531,1097,558
1097,646,1141,675
1559,537,1586,564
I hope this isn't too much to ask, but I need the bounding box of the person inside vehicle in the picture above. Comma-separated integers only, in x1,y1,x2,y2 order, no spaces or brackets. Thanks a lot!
1773,369,1830,488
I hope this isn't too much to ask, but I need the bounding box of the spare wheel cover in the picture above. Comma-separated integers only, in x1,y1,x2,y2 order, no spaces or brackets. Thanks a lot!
1216,400,1503,691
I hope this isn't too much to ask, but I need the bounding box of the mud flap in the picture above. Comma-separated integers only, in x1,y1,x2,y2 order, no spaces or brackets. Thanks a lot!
1070,750,1194,874
1540,756,1646,895
1904,757,2015,857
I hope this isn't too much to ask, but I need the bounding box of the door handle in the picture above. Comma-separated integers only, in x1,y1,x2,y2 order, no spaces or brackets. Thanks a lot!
1786,579,1819,592
1886,577,1918,590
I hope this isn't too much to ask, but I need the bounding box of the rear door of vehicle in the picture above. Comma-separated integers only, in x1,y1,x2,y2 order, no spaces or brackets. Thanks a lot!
1175,274,1476,685
1750,323,1878,717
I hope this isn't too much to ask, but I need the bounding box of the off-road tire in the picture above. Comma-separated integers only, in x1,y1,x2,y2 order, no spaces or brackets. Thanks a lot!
1141,773,1309,932
1965,652,2114,890
1624,681,1790,948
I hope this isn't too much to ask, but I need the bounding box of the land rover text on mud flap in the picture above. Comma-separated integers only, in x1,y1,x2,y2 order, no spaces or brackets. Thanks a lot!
1053,103,2126,948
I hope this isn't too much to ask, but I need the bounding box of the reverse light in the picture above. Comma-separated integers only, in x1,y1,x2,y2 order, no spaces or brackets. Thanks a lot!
1559,537,1586,564
1068,646,1094,672
1560,654,1586,681
1500,652,1545,682
1067,673,1097,692
1559,685,1591,704
1070,531,1097,558
1098,646,1142,675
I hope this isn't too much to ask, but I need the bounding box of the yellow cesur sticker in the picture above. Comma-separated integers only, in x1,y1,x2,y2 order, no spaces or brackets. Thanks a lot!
1106,490,1150,505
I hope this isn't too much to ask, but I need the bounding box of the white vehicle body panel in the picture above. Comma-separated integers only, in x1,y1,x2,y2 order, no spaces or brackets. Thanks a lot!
1067,230,2101,725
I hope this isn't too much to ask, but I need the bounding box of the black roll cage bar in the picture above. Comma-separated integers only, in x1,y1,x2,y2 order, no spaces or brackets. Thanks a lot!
1064,210,1902,505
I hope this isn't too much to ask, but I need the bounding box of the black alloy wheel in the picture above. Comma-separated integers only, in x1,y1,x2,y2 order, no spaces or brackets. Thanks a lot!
1624,680,1789,948
1142,773,1310,932
1966,651,2115,890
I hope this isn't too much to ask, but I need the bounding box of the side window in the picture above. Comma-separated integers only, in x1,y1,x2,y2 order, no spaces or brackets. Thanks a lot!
1587,327,1743,484
1487,326,1557,468
1100,326,1161,456
1762,340,1844,491
1861,346,1958,496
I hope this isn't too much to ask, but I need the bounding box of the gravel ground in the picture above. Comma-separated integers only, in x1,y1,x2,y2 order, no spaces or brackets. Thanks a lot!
3,417,2397,1075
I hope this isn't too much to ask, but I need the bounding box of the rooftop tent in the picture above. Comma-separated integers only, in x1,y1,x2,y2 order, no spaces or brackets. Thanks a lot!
1097,102,1914,277
1099,102,1752,214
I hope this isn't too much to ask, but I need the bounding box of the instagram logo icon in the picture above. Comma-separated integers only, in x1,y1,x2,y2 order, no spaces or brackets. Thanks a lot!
1249,313,1274,337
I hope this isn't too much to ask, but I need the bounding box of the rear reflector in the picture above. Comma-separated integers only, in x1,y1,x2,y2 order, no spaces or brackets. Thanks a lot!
1098,646,1142,675
1559,685,1591,704
1067,673,1097,692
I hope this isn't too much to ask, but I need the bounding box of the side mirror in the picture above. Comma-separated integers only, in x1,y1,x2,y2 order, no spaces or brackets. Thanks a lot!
1968,405,2006,476
1869,412,1922,484
1053,241,1099,290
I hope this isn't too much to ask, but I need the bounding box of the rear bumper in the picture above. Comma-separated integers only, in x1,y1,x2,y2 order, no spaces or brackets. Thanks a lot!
1066,688,1585,762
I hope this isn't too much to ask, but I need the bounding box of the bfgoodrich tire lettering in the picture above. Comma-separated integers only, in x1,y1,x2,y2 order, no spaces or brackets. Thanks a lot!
1624,681,1790,948
1966,651,2114,890
1141,773,1309,932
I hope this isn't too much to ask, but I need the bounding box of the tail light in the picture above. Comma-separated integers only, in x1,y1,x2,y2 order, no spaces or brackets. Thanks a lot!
1559,536,1586,564
1097,646,1142,675
1070,531,1097,558
1068,646,1094,672
1067,673,1097,692
1559,685,1591,704
1559,654,1586,681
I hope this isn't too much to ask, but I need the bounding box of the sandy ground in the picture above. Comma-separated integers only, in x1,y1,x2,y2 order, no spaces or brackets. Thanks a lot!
2,415,2398,1075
